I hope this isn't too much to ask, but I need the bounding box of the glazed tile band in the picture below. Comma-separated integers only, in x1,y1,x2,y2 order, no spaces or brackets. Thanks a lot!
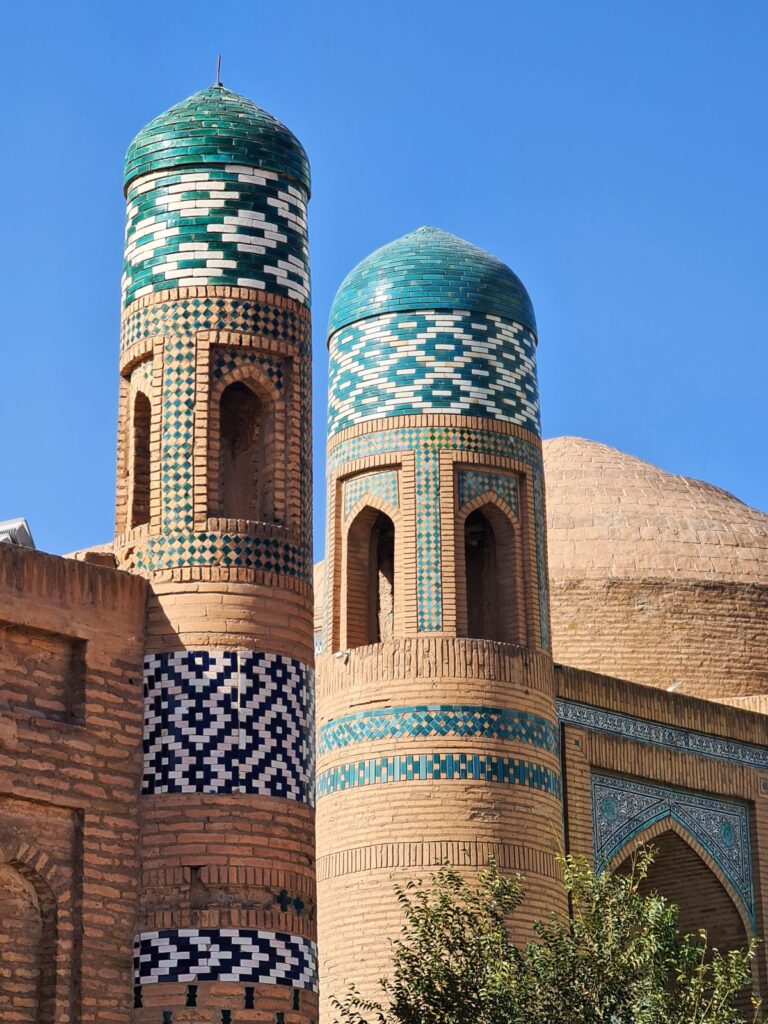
316,753,561,800
318,705,558,756
143,650,314,803
134,927,317,989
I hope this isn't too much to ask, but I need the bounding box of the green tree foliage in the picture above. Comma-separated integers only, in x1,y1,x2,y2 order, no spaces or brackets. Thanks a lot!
332,849,761,1024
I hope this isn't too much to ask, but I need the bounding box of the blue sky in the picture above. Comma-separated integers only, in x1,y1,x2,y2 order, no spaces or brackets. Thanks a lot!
1,0,766,557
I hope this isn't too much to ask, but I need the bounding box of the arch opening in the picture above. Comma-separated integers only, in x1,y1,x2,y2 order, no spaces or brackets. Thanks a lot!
0,860,56,1023
346,508,396,648
218,381,274,522
462,504,522,644
130,392,151,528
616,830,752,1012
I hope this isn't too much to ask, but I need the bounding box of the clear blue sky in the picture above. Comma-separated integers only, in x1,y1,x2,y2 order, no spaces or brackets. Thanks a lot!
1,0,766,558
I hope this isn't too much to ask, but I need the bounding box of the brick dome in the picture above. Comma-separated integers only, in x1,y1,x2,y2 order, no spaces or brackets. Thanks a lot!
124,85,310,193
543,437,768,705
328,226,536,335
544,437,768,584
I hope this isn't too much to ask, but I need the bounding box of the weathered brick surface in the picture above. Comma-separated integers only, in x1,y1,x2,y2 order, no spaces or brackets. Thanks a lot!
0,544,147,1023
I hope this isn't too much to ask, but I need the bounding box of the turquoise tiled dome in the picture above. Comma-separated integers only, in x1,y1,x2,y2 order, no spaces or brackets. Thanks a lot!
124,85,310,194
328,227,536,335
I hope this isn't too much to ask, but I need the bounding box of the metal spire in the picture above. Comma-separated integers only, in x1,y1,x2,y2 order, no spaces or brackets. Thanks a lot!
215,54,222,87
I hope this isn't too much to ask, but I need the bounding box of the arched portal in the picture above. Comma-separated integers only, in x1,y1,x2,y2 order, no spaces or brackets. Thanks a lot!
616,830,752,1011
345,507,396,648
218,380,274,521
0,861,56,1023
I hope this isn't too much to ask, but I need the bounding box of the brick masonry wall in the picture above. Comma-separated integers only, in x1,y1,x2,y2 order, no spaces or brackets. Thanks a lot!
0,544,147,1023
558,665,768,1000
316,639,565,1019
550,578,768,707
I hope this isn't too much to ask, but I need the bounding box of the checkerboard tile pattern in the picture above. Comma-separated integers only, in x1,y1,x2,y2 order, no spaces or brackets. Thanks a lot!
134,928,318,989
121,295,309,353
328,311,540,435
318,704,558,755
123,166,309,307
457,469,518,515
327,426,549,646
143,650,314,803
316,753,561,799
132,531,308,578
343,470,399,520
592,773,754,925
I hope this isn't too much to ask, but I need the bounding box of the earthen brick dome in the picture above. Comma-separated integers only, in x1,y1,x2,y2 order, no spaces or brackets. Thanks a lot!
544,437,768,707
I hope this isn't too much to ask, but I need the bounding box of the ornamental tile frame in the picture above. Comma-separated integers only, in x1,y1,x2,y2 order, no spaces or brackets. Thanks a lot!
343,470,399,520
558,700,768,771
591,772,755,927
318,704,559,756
324,423,549,645
457,468,519,516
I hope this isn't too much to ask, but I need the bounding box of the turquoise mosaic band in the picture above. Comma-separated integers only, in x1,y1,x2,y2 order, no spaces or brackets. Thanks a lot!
325,426,549,643
316,753,561,800
123,167,309,307
328,311,539,436
131,530,309,580
318,705,558,756
121,295,310,354
592,773,754,926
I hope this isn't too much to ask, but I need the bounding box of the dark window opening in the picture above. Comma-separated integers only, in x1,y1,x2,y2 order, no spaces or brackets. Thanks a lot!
465,509,499,640
219,381,272,521
346,507,396,649
130,392,151,528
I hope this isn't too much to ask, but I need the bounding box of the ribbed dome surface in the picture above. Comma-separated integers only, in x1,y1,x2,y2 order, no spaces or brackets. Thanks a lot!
124,85,310,194
544,437,768,584
328,227,536,335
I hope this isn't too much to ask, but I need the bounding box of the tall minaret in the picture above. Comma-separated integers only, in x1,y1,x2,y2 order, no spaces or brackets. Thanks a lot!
114,85,317,1021
316,227,565,1019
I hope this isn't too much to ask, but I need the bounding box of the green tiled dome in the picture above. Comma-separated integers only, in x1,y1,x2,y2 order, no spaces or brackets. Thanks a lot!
328,226,536,335
124,85,310,194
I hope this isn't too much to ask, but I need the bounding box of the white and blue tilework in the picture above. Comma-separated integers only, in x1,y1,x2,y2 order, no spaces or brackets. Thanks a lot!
457,469,518,515
143,650,314,803
343,470,399,520
558,701,768,771
123,166,309,306
326,426,549,643
318,705,558,756
328,311,540,436
317,754,561,800
592,773,754,926
134,928,317,989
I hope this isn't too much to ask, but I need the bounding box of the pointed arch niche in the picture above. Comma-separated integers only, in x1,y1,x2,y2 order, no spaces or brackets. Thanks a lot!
342,496,401,650
455,469,526,645
592,773,754,970
0,857,57,1023
208,357,286,527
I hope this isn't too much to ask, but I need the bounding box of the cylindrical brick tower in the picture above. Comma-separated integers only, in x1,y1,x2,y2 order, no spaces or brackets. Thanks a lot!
114,85,317,1021
316,227,565,1019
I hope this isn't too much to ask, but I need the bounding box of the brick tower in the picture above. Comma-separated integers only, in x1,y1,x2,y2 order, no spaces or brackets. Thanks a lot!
114,85,317,1021
316,227,566,1018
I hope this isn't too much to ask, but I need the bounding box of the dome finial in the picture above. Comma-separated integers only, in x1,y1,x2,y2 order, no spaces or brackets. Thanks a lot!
215,53,222,87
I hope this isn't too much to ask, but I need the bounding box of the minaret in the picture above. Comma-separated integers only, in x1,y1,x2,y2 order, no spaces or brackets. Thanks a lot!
114,85,317,1021
316,227,565,1019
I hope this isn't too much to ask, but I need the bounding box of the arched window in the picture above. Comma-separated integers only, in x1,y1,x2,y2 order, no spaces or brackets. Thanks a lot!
462,504,521,644
130,392,151,528
346,508,396,648
218,381,274,521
